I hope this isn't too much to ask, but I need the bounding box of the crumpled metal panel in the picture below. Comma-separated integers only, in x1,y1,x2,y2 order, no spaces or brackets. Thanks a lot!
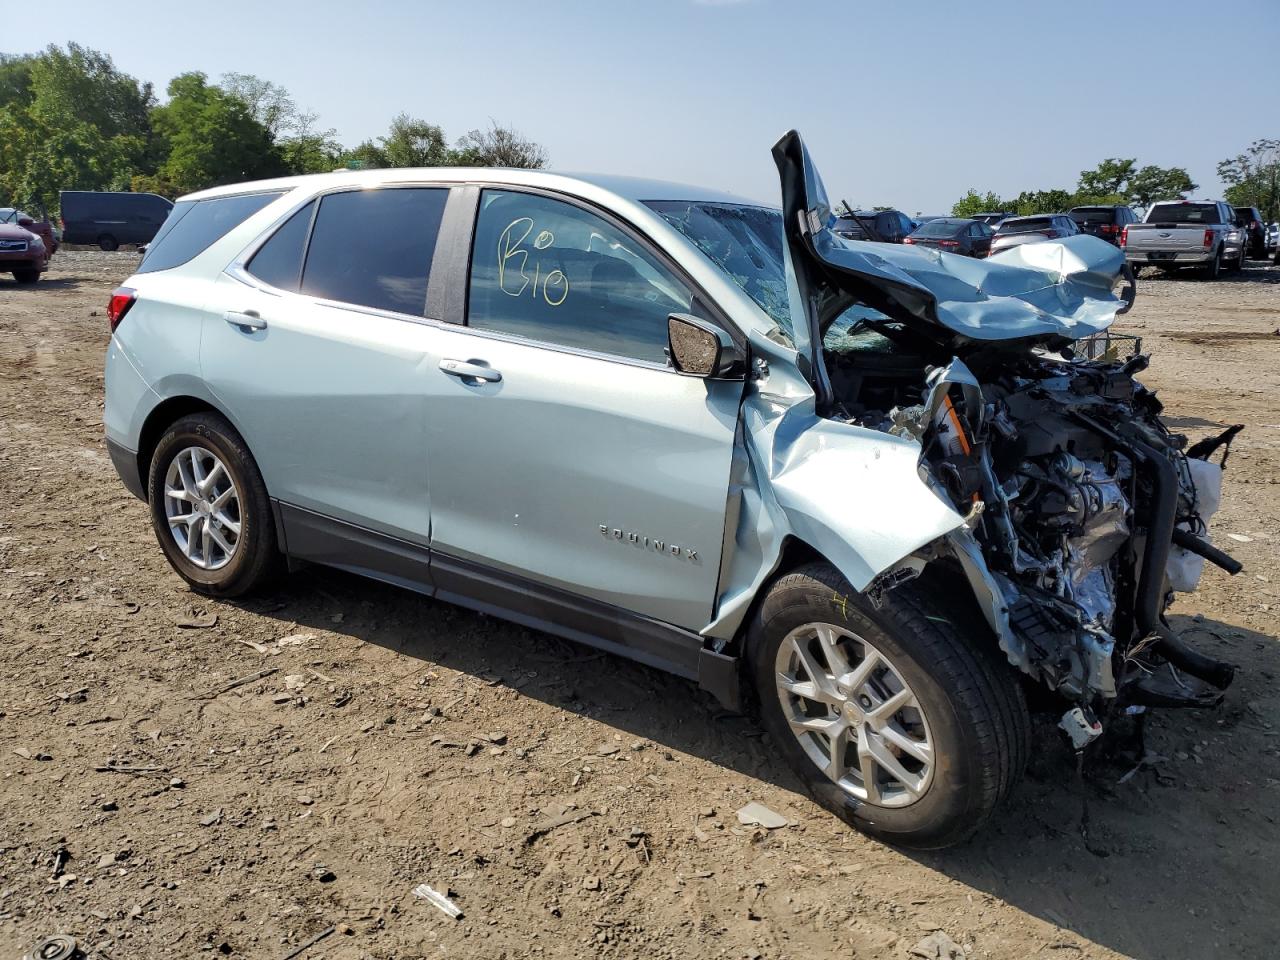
704,342,969,639
772,130,1129,349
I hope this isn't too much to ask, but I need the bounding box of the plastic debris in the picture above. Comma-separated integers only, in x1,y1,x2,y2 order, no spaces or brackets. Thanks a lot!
910,930,964,960
735,802,789,829
413,883,463,919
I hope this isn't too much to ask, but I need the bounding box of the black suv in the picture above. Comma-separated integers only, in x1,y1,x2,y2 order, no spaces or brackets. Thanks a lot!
834,207,914,243
1232,206,1267,260
1068,205,1138,246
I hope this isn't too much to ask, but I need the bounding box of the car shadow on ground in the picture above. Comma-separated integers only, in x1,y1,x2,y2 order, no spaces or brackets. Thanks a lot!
1135,260,1280,284
0,276,83,291
231,571,1279,960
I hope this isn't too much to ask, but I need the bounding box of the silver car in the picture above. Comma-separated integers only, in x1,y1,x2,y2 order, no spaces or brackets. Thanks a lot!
104,132,1239,848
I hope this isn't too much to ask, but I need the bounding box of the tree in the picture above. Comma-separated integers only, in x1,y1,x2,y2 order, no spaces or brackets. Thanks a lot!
452,120,548,168
220,73,342,175
0,44,153,210
147,72,283,195
1011,188,1074,216
951,189,1007,218
1076,157,1195,207
1217,138,1280,224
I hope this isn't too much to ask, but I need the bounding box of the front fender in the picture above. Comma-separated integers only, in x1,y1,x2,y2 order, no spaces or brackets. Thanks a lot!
703,388,968,639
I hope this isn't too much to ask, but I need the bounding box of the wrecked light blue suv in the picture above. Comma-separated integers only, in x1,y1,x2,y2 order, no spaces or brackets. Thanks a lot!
103,132,1239,848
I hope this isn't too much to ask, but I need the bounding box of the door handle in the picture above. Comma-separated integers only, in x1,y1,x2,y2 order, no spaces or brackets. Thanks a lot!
224,309,266,331
439,358,502,383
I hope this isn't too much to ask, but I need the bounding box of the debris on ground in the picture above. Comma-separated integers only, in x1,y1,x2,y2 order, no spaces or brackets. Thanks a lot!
910,930,965,959
413,883,464,919
175,612,218,629
735,802,789,829
525,807,598,844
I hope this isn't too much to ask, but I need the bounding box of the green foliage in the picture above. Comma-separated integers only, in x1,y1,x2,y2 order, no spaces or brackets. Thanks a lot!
951,189,1007,218
148,72,284,195
452,121,548,169
0,44,153,210
1217,138,1280,223
0,46,548,213
1077,157,1195,207
1011,189,1074,216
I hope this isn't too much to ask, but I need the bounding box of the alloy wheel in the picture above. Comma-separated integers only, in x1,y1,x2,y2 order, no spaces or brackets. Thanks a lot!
163,446,242,570
775,622,934,807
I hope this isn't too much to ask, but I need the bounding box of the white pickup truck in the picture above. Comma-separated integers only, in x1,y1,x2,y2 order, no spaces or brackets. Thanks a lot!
1122,200,1246,279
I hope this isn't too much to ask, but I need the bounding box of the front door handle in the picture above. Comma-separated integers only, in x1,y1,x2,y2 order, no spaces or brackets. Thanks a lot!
439,358,502,383
224,309,266,331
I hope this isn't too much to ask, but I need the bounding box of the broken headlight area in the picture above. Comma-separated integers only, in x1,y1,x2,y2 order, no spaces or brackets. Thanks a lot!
830,339,1242,720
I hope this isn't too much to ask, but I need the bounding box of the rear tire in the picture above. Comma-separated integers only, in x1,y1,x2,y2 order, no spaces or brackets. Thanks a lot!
147,412,280,597
748,563,1029,849
1204,248,1222,280
12,269,40,283
98,234,119,252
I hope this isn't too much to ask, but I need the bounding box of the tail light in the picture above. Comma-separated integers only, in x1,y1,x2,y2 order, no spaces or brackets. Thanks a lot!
107,287,136,333
903,237,915,244
1120,226,1128,247
1101,224,1119,234
1203,229,1214,249
937,239,959,248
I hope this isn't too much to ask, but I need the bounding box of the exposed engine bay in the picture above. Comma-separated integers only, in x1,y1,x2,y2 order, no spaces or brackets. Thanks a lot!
826,332,1243,730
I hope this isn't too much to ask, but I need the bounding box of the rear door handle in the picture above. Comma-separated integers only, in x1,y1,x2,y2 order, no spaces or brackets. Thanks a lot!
224,309,266,331
439,358,502,383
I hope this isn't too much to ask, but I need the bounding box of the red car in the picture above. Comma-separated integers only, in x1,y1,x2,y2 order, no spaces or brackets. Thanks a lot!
0,206,59,255
0,224,49,283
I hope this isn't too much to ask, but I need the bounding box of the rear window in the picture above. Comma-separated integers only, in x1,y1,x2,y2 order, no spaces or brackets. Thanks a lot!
299,187,448,315
1070,208,1117,224
139,192,284,273
998,217,1053,234
247,201,315,291
1147,203,1223,224
914,220,962,238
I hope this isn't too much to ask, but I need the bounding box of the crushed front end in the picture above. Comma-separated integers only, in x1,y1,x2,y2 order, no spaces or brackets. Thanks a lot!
886,342,1241,726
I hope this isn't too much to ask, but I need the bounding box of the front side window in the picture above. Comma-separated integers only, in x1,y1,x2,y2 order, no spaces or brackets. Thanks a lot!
300,187,448,315
468,190,692,364
139,191,284,273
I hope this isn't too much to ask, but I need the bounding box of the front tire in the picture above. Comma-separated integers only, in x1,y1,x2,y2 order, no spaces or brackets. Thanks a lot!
98,234,119,251
147,412,279,597
12,269,40,283
748,563,1028,849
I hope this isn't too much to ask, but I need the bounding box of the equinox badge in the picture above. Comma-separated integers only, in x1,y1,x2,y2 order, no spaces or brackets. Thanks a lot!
600,525,698,561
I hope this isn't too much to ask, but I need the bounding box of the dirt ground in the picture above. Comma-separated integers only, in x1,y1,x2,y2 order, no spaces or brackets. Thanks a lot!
1,250,1277,960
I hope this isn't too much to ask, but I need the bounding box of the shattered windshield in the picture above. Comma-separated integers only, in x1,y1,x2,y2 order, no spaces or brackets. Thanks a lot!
645,200,793,335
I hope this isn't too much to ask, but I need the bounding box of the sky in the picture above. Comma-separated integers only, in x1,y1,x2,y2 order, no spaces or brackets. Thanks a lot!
11,0,1279,213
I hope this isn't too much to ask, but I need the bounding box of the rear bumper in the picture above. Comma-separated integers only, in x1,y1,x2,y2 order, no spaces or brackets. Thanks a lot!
1126,251,1213,266
106,436,145,501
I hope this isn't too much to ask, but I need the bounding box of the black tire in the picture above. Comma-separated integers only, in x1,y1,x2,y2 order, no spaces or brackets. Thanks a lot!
98,234,119,252
147,412,280,597
748,563,1029,849
1204,248,1222,280
12,269,40,284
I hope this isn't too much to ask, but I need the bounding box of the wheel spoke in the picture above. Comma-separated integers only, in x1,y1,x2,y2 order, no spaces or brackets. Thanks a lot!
877,721,932,765
787,713,844,737
210,486,236,511
166,486,195,503
168,511,198,529
208,523,234,556
201,517,213,564
789,635,841,705
843,647,882,697
213,510,240,535
175,457,198,498
189,449,207,488
198,461,225,497
868,686,913,726
814,623,853,681
185,517,202,559
824,723,849,782
865,730,926,796
857,727,881,803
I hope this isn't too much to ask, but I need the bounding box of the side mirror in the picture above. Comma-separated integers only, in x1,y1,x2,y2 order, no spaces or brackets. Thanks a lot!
17,217,34,227
667,313,746,379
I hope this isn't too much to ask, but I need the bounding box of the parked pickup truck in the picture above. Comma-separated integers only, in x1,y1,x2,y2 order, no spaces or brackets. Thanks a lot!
1122,200,1245,279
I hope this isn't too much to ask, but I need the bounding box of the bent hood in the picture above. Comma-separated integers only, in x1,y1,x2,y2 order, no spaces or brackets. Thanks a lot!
771,131,1127,366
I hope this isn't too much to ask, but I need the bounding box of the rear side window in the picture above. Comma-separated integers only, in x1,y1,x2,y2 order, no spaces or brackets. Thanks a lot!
247,201,315,291
139,192,284,273
1071,208,1117,224
300,188,447,315
467,190,693,364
